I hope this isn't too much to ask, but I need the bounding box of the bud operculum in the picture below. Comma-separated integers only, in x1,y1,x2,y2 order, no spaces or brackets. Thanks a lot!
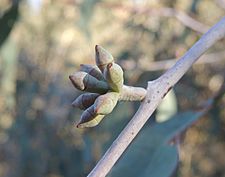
69,72,86,90
95,45,114,72
94,92,119,115
72,93,100,110
77,114,105,128
104,62,124,92
80,64,105,81
77,105,105,128
69,71,109,94
83,74,109,94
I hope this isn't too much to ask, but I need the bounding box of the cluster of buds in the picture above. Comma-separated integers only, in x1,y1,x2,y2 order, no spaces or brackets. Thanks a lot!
69,45,147,128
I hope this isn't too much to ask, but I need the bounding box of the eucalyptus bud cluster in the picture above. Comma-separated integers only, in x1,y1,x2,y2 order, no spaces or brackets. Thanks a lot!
69,45,146,128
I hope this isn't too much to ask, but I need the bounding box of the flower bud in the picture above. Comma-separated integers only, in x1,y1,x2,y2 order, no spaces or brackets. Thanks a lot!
72,93,100,110
77,105,105,128
80,64,105,81
104,63,124,92
69,72,86,90
95,45,114,72
69,71,109,94
94,92,119,115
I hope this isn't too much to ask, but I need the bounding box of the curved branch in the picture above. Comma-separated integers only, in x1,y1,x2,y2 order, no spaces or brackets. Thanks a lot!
131,6,210,33
100,2,209,33
120,51,225,72
88,16,225,177
153,7,209,33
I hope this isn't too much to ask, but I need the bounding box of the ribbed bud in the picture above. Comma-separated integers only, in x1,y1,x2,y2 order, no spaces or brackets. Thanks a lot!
104,63,124,92
94,92,119,115
95,45,114,72
80,64,105,81
72,93,100,110
69,71,109,94
77,105,105,128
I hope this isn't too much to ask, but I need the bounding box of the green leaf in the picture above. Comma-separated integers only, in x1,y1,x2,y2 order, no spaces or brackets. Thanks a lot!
153,111,204,144
156,89,177,122
0,4,19,47
108,111,204,177
142,146,178,177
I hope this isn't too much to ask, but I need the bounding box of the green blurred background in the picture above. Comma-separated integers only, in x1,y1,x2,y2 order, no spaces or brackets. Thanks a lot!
0,0,225,177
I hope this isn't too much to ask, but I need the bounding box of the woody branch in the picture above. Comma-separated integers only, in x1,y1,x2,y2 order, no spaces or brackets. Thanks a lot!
87,16,225,177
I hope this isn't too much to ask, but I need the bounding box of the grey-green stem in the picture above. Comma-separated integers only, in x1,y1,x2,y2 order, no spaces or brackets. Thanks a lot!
87,16,225,177
119,85,147,101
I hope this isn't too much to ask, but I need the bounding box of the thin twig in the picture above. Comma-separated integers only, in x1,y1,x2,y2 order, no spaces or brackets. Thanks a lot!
87,16,225,177
134,7,209,33
100,2,209,33
120,51,225,71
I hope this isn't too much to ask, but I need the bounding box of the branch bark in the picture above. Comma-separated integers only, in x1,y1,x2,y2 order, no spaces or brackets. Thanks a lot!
87,16,225,177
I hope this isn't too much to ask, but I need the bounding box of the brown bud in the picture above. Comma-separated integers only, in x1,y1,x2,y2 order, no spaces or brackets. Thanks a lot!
80,64,105,81
104,63,124,92
77,105,105,128
95,45,114,72
94,92,119,115
69,71,109,94
69,72,86,90
72,93,100,110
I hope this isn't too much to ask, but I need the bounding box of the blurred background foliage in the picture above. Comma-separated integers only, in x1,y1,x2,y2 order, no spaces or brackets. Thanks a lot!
0,0,225,177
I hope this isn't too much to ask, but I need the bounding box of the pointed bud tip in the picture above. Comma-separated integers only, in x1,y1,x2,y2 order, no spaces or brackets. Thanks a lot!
95,45,114,72
95,45,99,53
93,106,99,114
95,44,100,49
69,75,73,80
107,63,113,69
95,45,110,53
71,100,78,107
69,75,76,84
76,120,83,128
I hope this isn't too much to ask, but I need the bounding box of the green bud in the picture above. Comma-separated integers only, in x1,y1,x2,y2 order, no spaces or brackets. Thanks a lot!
94,92,119,115
77,105,105,128
80,64,105,81
77,114,104,128
69,71,109,94
72,93,100,110
95,45,114,72
104,62,124,92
